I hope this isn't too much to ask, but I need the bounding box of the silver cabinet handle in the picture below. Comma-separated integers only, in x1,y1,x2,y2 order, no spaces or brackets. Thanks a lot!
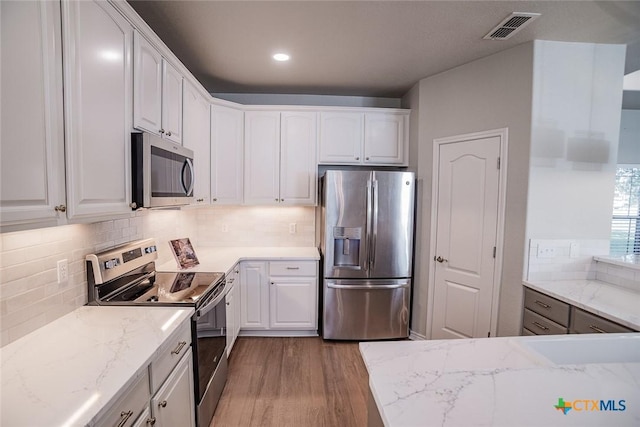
435,256,448,263
286,267,300,270
366,157,370,160
171,341,187,355
280,199,284,202
589,325,606,333
534,300,551,309
166,131,172,136
54,205,66,213
158,400,167,408
147,417,156,426
355,156,360,160
196,198,204,202
213,198,218,202
159,129,165,134
532,321,549,331
116,411,133,427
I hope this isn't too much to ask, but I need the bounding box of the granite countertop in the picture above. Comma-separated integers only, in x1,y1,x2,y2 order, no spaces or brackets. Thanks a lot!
0,305,193,427
157,246,320,274
361,334,640,426
523,279,640,330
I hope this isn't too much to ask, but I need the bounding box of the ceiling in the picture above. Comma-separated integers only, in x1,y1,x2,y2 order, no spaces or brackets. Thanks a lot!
128,0,640,99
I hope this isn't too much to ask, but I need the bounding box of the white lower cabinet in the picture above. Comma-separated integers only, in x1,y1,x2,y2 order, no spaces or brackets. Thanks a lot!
95,370,150,427
225,264,241,356
150,348,195,427
240,260,318,333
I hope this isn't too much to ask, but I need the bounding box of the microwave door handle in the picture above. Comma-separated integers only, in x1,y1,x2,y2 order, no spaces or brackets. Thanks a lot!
182,158,194,196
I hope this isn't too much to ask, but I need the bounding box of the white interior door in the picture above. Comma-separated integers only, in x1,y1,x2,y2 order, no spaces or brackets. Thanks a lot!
431,134,502,339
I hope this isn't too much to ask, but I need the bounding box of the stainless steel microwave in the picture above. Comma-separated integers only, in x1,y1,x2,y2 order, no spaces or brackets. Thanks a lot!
131,132,194,209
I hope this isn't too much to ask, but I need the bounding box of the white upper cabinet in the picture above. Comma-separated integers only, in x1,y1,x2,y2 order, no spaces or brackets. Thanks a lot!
132,30,162,136
1,0,66,228
318,110,409,166
133,30,183,145
318,112,364,164
211,105,244,205
61,0,133,220
244,110,317,206
244,111,281,205
364,112,407,165
183,82,210,204
161,60,183,145
280,112,317,205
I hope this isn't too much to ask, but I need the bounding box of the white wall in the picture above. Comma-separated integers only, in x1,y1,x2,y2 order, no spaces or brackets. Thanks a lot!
619,109,640,164
408,43,534,337
528,41,625,241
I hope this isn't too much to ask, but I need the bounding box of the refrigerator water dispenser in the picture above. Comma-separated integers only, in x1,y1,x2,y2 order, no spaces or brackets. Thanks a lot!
333,227,361,267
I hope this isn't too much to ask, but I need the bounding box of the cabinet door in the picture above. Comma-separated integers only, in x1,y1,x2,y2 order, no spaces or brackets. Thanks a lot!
364,113,407,165
211,105,244,205
183,82,210,204
133,30,162,136
280,112,317,205
240,262,269,329
1,0,65,227
269,276,317,329
244,111,280,204
61,0,133,219
161,60,183,144
151,349,196,427
318,112,364,164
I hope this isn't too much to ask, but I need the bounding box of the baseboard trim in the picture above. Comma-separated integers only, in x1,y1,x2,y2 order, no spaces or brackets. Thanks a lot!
238,330,319,337
409,330,427,340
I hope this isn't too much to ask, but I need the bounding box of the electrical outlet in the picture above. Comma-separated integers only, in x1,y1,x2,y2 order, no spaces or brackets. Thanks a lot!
570,242,580,258
57,259,68,284
537,245,556,258
289,223,297,234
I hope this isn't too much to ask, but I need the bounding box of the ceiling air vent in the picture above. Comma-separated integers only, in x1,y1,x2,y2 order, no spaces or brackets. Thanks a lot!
483,12,540,40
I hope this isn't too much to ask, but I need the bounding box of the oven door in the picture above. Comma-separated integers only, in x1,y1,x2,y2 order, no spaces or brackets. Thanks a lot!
193,288,227,426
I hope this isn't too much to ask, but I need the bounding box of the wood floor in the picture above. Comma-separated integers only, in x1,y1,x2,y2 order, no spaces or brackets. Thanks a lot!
210,337,369,427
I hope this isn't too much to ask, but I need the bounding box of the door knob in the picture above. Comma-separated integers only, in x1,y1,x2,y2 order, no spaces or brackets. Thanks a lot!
435,256,448,263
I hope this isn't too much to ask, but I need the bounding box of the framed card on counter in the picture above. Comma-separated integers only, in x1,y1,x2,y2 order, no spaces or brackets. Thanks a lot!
169,238,200,269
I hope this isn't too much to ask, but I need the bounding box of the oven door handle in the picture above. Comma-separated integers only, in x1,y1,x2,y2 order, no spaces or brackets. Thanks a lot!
196,282,226,318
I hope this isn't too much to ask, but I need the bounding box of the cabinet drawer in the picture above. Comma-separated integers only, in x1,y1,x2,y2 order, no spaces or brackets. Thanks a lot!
570,308,635,334
149,320,192,393
269,261,316,276
523,288,570,327
95,370,150,427
522,308,568,335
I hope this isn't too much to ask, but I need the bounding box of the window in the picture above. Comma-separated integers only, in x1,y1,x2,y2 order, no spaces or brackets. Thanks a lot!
611,166,640,255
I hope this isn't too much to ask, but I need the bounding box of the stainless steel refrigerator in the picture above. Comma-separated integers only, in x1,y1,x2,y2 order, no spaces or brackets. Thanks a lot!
319,170,415,340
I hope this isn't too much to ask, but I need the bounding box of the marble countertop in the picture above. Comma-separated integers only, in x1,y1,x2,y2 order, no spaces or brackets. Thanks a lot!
0,305,193,427
523,279,640,330
594,255,640,271
157,246,320,274
361,334,640,426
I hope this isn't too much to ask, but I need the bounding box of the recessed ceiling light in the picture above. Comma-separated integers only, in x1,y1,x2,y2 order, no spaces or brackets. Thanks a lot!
273,53,290,62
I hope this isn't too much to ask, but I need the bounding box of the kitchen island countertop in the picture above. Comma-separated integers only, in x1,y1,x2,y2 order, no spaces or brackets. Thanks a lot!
0,305,193,427
360,334,640,426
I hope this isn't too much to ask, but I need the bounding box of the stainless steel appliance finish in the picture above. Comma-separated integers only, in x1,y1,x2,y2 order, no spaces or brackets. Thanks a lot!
319,170,415,340
86,239,226,427
131,132,194,209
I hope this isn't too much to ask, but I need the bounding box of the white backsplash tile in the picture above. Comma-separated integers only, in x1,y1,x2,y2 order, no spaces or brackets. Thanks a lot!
526,239,609,281
0,206,316,347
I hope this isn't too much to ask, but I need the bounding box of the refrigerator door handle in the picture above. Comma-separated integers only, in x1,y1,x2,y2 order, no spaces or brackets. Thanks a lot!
371,179,378,271
326,282,409,290
365,180,373,271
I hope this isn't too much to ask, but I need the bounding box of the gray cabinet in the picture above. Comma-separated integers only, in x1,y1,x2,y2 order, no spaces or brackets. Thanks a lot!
522,287,637,335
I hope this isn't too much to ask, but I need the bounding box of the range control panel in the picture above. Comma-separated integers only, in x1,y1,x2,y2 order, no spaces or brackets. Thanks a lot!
86,239,158,284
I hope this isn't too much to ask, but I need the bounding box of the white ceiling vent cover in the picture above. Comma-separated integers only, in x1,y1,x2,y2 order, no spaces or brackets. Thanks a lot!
483,12,540,40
